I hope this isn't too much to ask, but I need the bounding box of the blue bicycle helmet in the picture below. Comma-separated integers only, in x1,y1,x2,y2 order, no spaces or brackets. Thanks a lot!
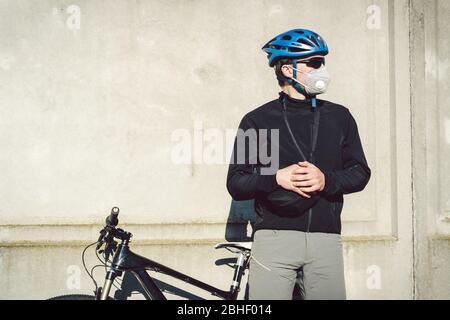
262,28,328,67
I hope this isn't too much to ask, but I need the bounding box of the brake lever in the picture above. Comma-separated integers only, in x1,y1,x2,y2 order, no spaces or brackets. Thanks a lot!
96,229,107,250
104,239,118,263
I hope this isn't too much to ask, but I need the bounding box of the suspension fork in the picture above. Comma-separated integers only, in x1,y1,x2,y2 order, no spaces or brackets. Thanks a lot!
99,242,124,300
100,269,120,300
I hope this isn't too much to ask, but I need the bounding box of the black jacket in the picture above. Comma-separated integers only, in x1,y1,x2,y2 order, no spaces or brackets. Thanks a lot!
226,92,371,234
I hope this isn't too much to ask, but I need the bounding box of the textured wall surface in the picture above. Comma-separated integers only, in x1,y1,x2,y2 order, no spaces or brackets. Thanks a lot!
0,0,448,299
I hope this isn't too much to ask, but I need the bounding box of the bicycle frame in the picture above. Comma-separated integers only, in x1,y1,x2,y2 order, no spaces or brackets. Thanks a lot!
99,239,250,300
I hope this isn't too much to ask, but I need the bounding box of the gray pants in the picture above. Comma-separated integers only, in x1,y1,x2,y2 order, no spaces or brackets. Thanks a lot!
248,229,346,300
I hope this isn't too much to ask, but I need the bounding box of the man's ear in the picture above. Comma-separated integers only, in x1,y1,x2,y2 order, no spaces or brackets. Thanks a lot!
281,64,293,79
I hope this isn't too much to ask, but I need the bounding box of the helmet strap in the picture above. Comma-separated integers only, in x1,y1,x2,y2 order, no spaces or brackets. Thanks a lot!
286,59,317,109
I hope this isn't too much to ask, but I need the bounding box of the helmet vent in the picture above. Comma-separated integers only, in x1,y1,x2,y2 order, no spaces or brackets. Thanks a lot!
308,35,320,47
270,45,283,50
281,35,292,40
296,38,311,46
288,47,308,53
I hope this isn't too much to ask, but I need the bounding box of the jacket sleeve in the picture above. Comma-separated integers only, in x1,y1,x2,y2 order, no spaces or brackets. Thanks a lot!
226,115,279,201
321,110,371,196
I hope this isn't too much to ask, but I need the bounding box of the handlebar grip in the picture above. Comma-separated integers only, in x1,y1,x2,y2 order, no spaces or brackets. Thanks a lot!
105,207,120,227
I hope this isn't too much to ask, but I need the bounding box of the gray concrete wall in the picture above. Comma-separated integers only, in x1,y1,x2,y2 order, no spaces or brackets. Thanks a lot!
410,0,450,299
0,0,448,299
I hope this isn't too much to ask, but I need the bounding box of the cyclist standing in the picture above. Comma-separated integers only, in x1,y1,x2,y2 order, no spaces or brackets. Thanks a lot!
226,28,371,300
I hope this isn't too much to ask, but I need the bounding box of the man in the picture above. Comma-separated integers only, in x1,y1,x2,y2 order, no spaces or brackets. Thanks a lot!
226,28,371,300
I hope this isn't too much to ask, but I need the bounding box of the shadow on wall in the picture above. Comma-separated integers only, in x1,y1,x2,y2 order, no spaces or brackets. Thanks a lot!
225,199,257,242
114,272,206,300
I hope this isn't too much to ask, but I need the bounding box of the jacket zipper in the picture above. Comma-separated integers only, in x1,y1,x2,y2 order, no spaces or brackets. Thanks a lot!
307,208,313,232
306,124,314,232
331,202,336,219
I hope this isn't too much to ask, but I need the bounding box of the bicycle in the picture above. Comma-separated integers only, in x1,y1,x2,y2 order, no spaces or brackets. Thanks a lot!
50,207,252,300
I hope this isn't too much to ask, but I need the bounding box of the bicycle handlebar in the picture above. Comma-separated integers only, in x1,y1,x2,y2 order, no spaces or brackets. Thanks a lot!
96,207,120,250
105,207,120,227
